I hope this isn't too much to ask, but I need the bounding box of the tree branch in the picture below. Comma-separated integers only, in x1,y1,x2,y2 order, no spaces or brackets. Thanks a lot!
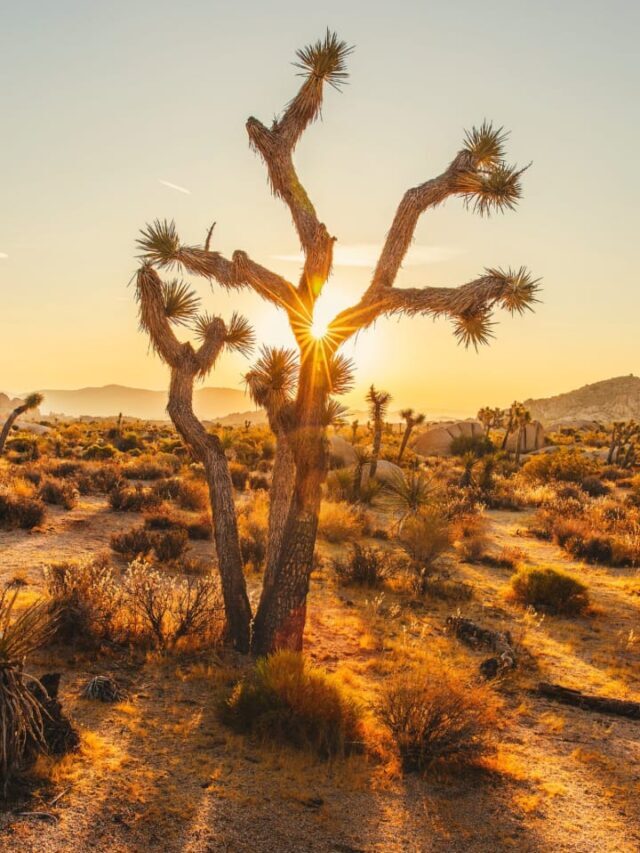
136,265,185,367
325,268,540,350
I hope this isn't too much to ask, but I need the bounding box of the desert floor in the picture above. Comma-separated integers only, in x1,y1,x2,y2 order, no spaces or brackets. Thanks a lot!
1,495,639,853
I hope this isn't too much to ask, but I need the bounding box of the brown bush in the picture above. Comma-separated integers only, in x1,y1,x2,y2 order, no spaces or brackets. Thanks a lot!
332,543,391,588
37,476,78,510
379,669,498,773
110,525,189,562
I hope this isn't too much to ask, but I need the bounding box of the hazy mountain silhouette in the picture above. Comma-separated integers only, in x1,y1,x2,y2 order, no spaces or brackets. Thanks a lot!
525,375,640,424
32,384,251,420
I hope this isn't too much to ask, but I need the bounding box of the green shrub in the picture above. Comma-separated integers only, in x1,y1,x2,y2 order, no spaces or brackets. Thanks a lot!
379,670,498,773
511,566,589,615
219,651,363,757
82,443,117,460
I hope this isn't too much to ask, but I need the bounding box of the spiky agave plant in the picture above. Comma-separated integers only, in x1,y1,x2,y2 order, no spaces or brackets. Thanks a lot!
0,587,57,795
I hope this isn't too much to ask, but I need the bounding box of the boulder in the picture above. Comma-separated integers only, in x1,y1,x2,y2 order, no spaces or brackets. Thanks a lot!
328,434,358,468
359,459,404,486
413,420,485,457
506,421,545,454
548,419,603,433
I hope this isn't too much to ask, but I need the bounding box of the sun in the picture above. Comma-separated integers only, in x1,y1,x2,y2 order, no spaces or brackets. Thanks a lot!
310,315,330,340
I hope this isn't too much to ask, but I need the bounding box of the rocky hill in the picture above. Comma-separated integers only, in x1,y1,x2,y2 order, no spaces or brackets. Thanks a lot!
525,375,640,425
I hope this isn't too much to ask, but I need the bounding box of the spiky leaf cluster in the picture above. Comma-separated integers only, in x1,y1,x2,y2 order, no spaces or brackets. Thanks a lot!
293,29,353,90
137,219,181,267
161,279,200,325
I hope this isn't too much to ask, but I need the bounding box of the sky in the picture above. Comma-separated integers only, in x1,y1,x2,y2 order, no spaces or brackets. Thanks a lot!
1,0,638,416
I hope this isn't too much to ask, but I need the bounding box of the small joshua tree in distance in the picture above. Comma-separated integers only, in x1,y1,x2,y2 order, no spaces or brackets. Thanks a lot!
0,393,44,457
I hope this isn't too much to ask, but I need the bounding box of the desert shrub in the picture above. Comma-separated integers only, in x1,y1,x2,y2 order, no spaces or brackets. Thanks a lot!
229,462,249,491
44,555,122,644
110,525,189,562
143,506,212,541
153,477,208,511
37,477,78,510
511,566,589,615
521,448,597,484
109,482,161,512
75,462,122,495
398,509,451,567
332,544,390,588
5,435,40,462
318,501,362,543
0,589,59,795
82,443,117,460
450,434,494,458
256,459,272,474
219,651,363,757
0,482,46,530
44,460,82,479
379,669,498,773
233,441,261,468
237,493,268,571
580,476,610,498
122,561,222,649
325,468,355,502
115,431,145,452
249,473,270,491
121,457,173,481
454,515,490,563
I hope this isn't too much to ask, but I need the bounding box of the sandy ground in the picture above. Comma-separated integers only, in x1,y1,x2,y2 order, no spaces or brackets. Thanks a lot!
1,498,639,852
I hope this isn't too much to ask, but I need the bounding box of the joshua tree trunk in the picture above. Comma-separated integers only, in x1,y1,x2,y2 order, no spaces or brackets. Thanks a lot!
168,366,252,652
397,426,412,463
0,410,21,456
252,361,328,655
370,418,382,479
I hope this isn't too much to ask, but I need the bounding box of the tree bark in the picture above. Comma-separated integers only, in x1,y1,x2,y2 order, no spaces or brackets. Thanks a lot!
370,415,382,478
397,425,412,463
0,407,26,456
167,366,251,652
251,357,328,655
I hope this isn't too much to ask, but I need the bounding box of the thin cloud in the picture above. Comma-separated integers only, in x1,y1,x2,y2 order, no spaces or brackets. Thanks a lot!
273,243,462,268
158,179,191,195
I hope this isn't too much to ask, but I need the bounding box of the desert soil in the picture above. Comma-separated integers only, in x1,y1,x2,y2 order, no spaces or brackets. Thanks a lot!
0,497,639,852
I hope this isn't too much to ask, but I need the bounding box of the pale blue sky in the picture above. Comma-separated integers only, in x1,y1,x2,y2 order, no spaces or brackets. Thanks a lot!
1,1,638,414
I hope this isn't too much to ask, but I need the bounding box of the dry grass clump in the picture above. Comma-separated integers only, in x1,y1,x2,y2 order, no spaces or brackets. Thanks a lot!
219,651,363,758
237,492,268,571
109,481,161,512
332,543,392,588
0,480,46,530
110,524,189,562
454,514,490,563
121,456,174,481
379,668,499,774
37,476,78,510
398,509,451,588
76,462,122,495
152,476,208,510
318,500,362,543
44,555,123,644
510,566,589,615
144,506,212,540
229,462,249,491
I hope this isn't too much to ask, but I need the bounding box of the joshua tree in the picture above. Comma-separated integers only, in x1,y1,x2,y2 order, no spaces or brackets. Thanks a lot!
477,406,502,443
350,419,359,443
397,408,426,463
607,420,640,465
0,393,43,457
134,30,539,655
501,401,523,450
514,406,532,464
366,386,392,478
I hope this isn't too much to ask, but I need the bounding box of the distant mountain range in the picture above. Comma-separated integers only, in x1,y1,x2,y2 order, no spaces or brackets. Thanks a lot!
525,375,640,425
28,384,253,421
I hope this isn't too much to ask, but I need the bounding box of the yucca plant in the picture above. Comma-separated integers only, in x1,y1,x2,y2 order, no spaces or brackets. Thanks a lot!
0,587,57,795
397,408,426,463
